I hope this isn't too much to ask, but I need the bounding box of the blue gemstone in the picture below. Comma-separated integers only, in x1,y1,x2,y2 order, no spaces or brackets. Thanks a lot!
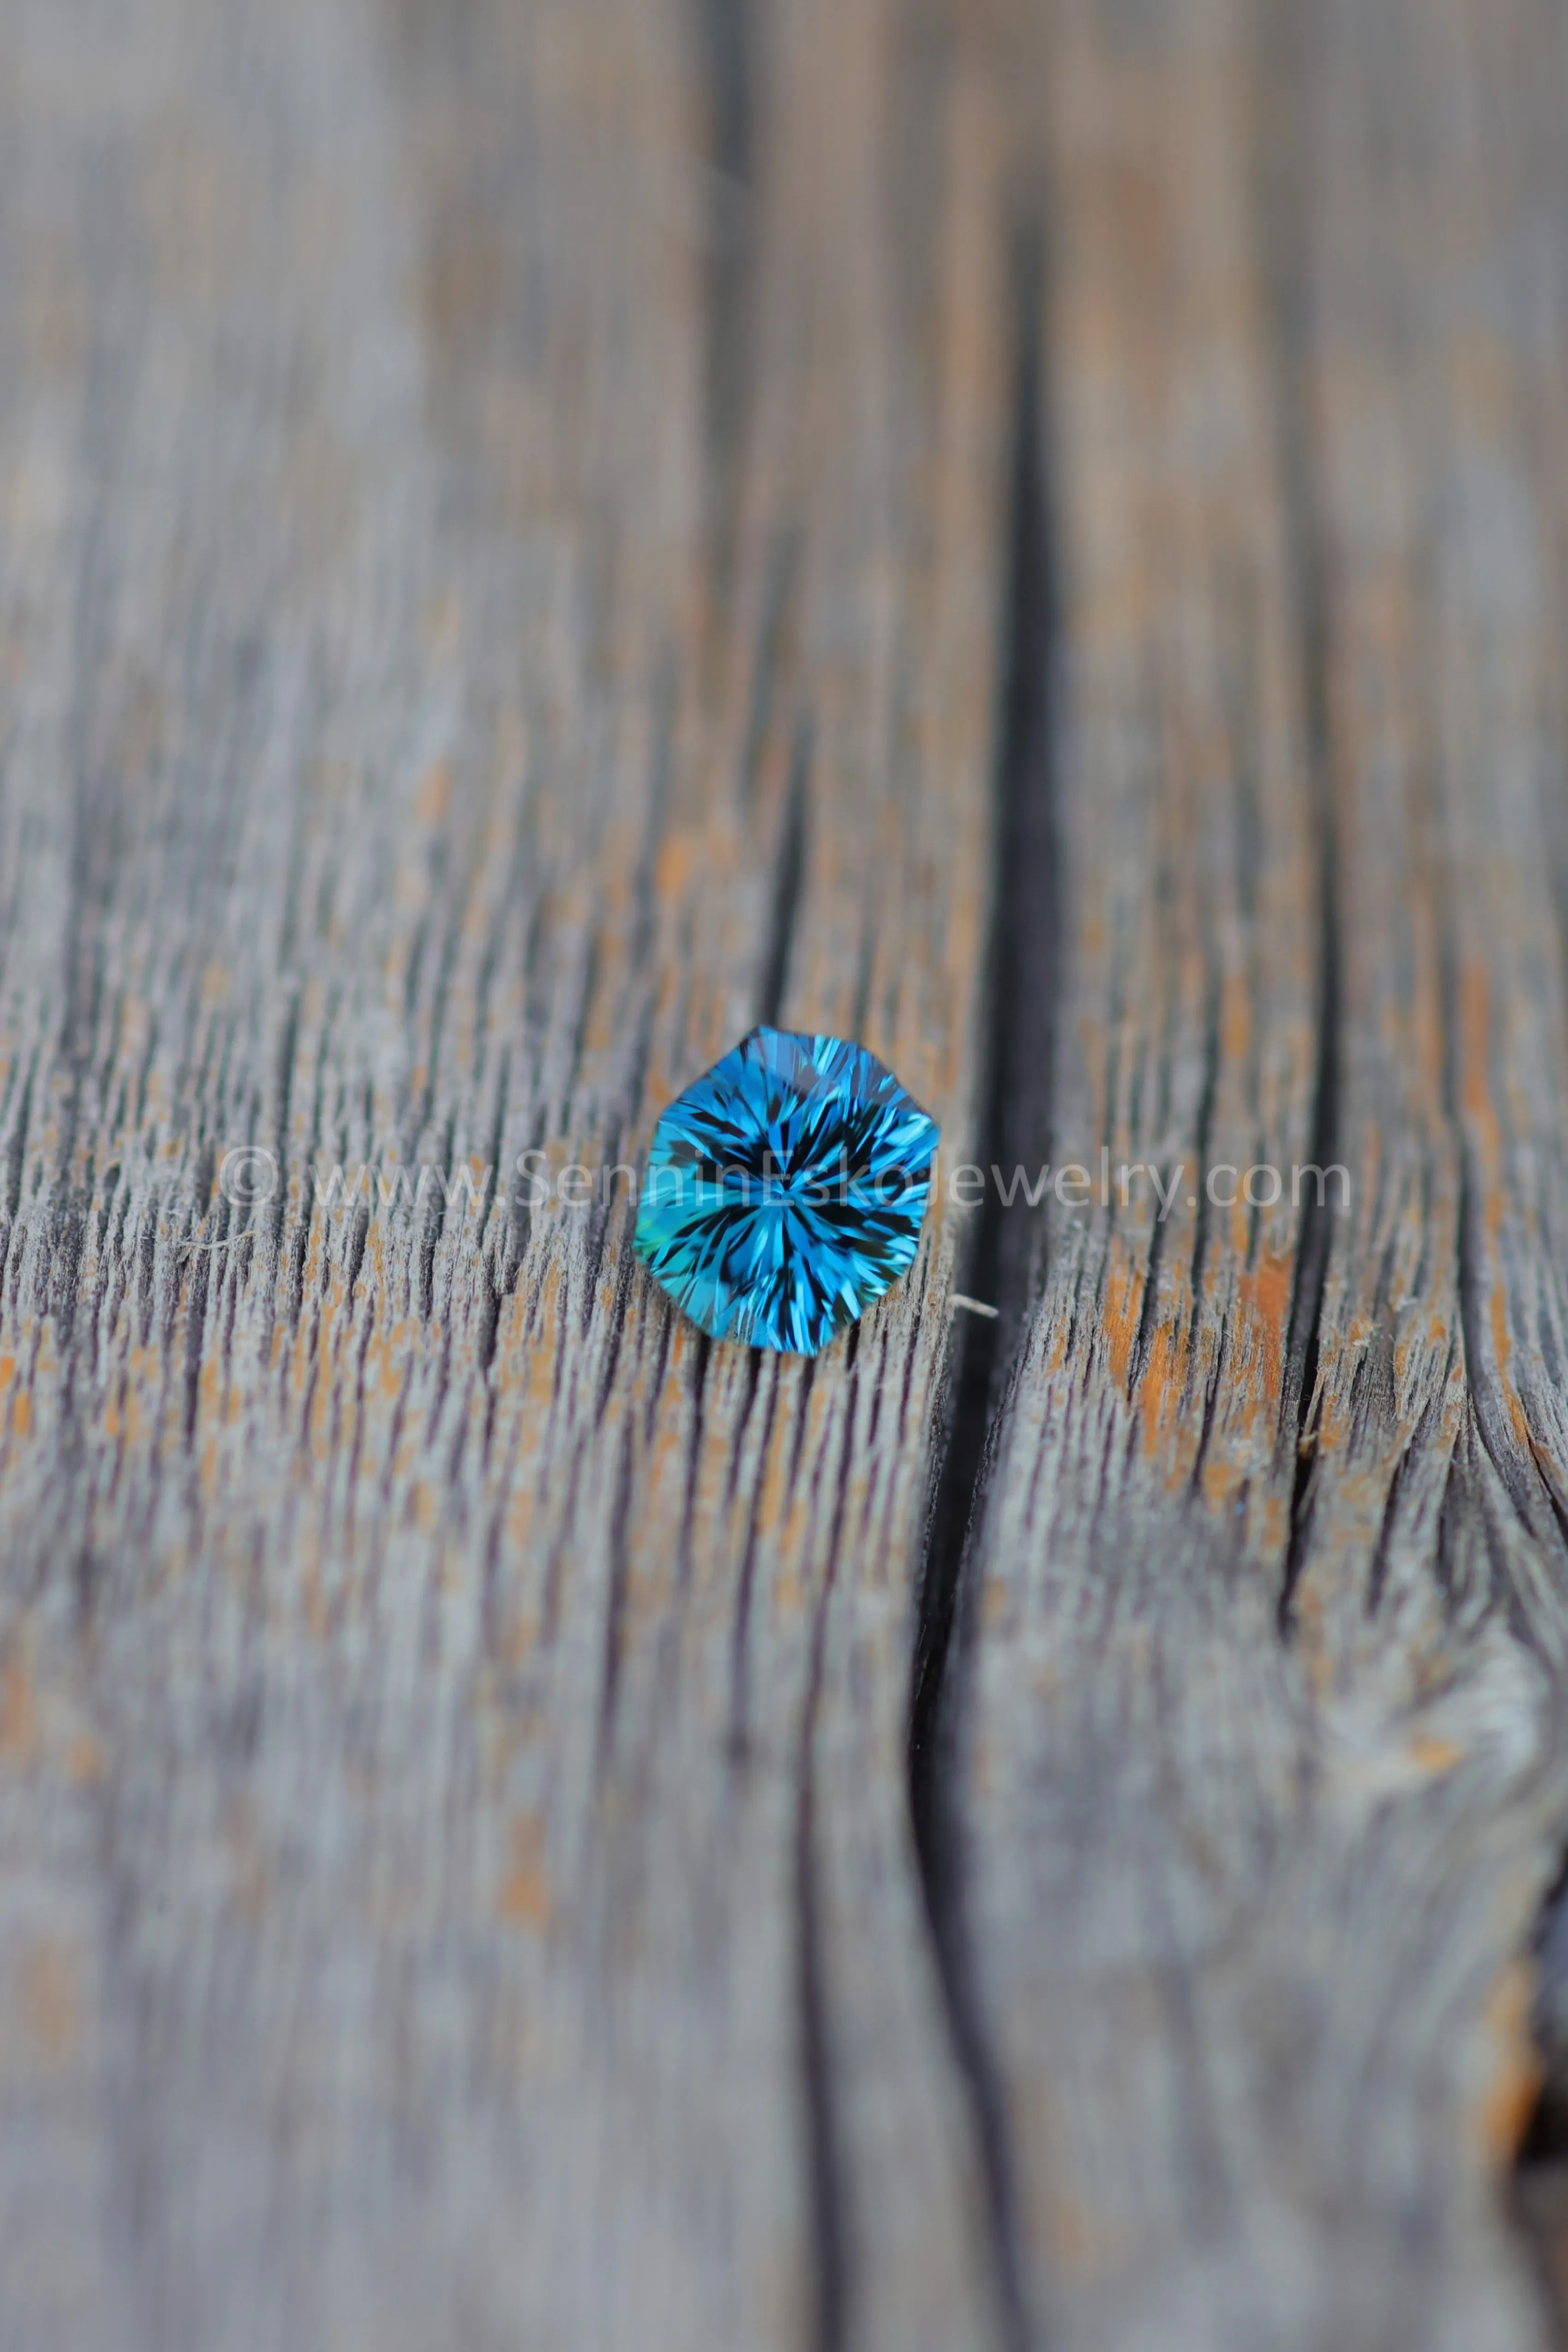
635,1028,940,1354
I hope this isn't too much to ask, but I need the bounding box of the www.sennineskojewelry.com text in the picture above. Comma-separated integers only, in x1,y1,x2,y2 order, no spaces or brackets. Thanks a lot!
212,1146,1352,1219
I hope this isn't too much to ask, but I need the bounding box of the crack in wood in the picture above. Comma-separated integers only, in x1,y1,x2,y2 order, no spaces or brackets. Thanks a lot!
756,715,810,1033
1257,0,1342,1640
695,0,759,604
907,226,1054,2352
797,1340,858,2352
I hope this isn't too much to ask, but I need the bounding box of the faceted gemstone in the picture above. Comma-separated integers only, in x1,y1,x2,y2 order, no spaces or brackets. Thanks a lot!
635,1027,940,1354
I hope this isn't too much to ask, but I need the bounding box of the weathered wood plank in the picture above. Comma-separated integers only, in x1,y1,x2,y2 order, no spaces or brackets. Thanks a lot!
945,0,1568,2344
0,1,1021,2344
6,0,1568,2345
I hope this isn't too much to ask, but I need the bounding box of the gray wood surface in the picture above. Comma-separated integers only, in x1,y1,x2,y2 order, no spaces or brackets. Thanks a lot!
2,0,1568,2347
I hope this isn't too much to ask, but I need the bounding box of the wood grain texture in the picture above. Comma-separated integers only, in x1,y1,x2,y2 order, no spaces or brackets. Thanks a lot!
946,0,1568,2347
4,0,1568,2348
0,0,1016,2344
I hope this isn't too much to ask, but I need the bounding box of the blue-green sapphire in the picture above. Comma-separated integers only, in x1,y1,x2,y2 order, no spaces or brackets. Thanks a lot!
635,1028,940,1354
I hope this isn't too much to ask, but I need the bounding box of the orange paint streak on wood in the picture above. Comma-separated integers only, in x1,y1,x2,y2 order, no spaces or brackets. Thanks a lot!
19,1940,78,2063
414,760,453,824
1236,1253,1292,1420
1221,967,1250,1070
499,1815,552,1926
1406,1736,1464,1775
1139,1319,1183,1462
1102,1244,1142,1394
1477,1959,1543,2162
0,1648,36,1763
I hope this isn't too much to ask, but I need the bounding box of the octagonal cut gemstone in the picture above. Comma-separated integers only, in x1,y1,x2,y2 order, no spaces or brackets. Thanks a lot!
634,1027,940,1354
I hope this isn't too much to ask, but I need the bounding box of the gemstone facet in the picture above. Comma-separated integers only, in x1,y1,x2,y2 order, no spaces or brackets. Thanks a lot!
635,1028,940,1354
